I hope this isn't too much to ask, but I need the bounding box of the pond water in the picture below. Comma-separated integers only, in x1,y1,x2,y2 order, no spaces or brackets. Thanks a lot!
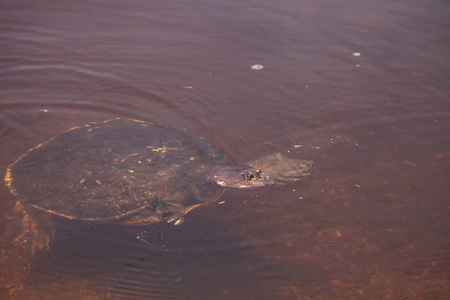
1,0,449,299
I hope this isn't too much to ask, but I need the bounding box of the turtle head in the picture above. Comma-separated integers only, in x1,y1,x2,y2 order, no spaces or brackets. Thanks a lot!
205,165,273,188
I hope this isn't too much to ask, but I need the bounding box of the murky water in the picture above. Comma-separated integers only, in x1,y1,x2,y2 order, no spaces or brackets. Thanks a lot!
1,0,449,299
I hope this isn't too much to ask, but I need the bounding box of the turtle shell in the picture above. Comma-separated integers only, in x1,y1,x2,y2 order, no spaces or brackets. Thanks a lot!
5,118,226,223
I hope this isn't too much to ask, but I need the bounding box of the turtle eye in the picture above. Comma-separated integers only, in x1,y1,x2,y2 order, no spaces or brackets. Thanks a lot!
245,173,254,181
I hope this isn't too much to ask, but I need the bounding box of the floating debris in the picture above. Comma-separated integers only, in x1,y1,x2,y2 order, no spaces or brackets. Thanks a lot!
251,64,264,70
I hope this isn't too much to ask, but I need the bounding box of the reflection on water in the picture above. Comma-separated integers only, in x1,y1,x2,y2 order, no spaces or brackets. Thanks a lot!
1,0,449,299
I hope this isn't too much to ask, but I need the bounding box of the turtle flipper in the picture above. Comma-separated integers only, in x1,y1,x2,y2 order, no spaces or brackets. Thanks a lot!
246,152,313,184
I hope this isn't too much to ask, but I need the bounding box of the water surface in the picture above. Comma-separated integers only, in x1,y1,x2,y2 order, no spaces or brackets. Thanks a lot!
1,0,449,299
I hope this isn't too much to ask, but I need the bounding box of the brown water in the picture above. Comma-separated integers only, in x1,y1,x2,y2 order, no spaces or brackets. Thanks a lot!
1,0,449,299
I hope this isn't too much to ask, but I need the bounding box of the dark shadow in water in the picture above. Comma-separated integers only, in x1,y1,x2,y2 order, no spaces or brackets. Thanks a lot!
23,209,295,299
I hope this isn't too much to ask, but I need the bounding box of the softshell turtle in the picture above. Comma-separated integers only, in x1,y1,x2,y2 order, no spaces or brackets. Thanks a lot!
2,118,312,295
5,118,312,227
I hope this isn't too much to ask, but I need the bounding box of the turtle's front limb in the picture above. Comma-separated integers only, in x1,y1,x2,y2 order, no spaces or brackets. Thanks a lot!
246,152,313,184
154,199,187,226
154,199,205,226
